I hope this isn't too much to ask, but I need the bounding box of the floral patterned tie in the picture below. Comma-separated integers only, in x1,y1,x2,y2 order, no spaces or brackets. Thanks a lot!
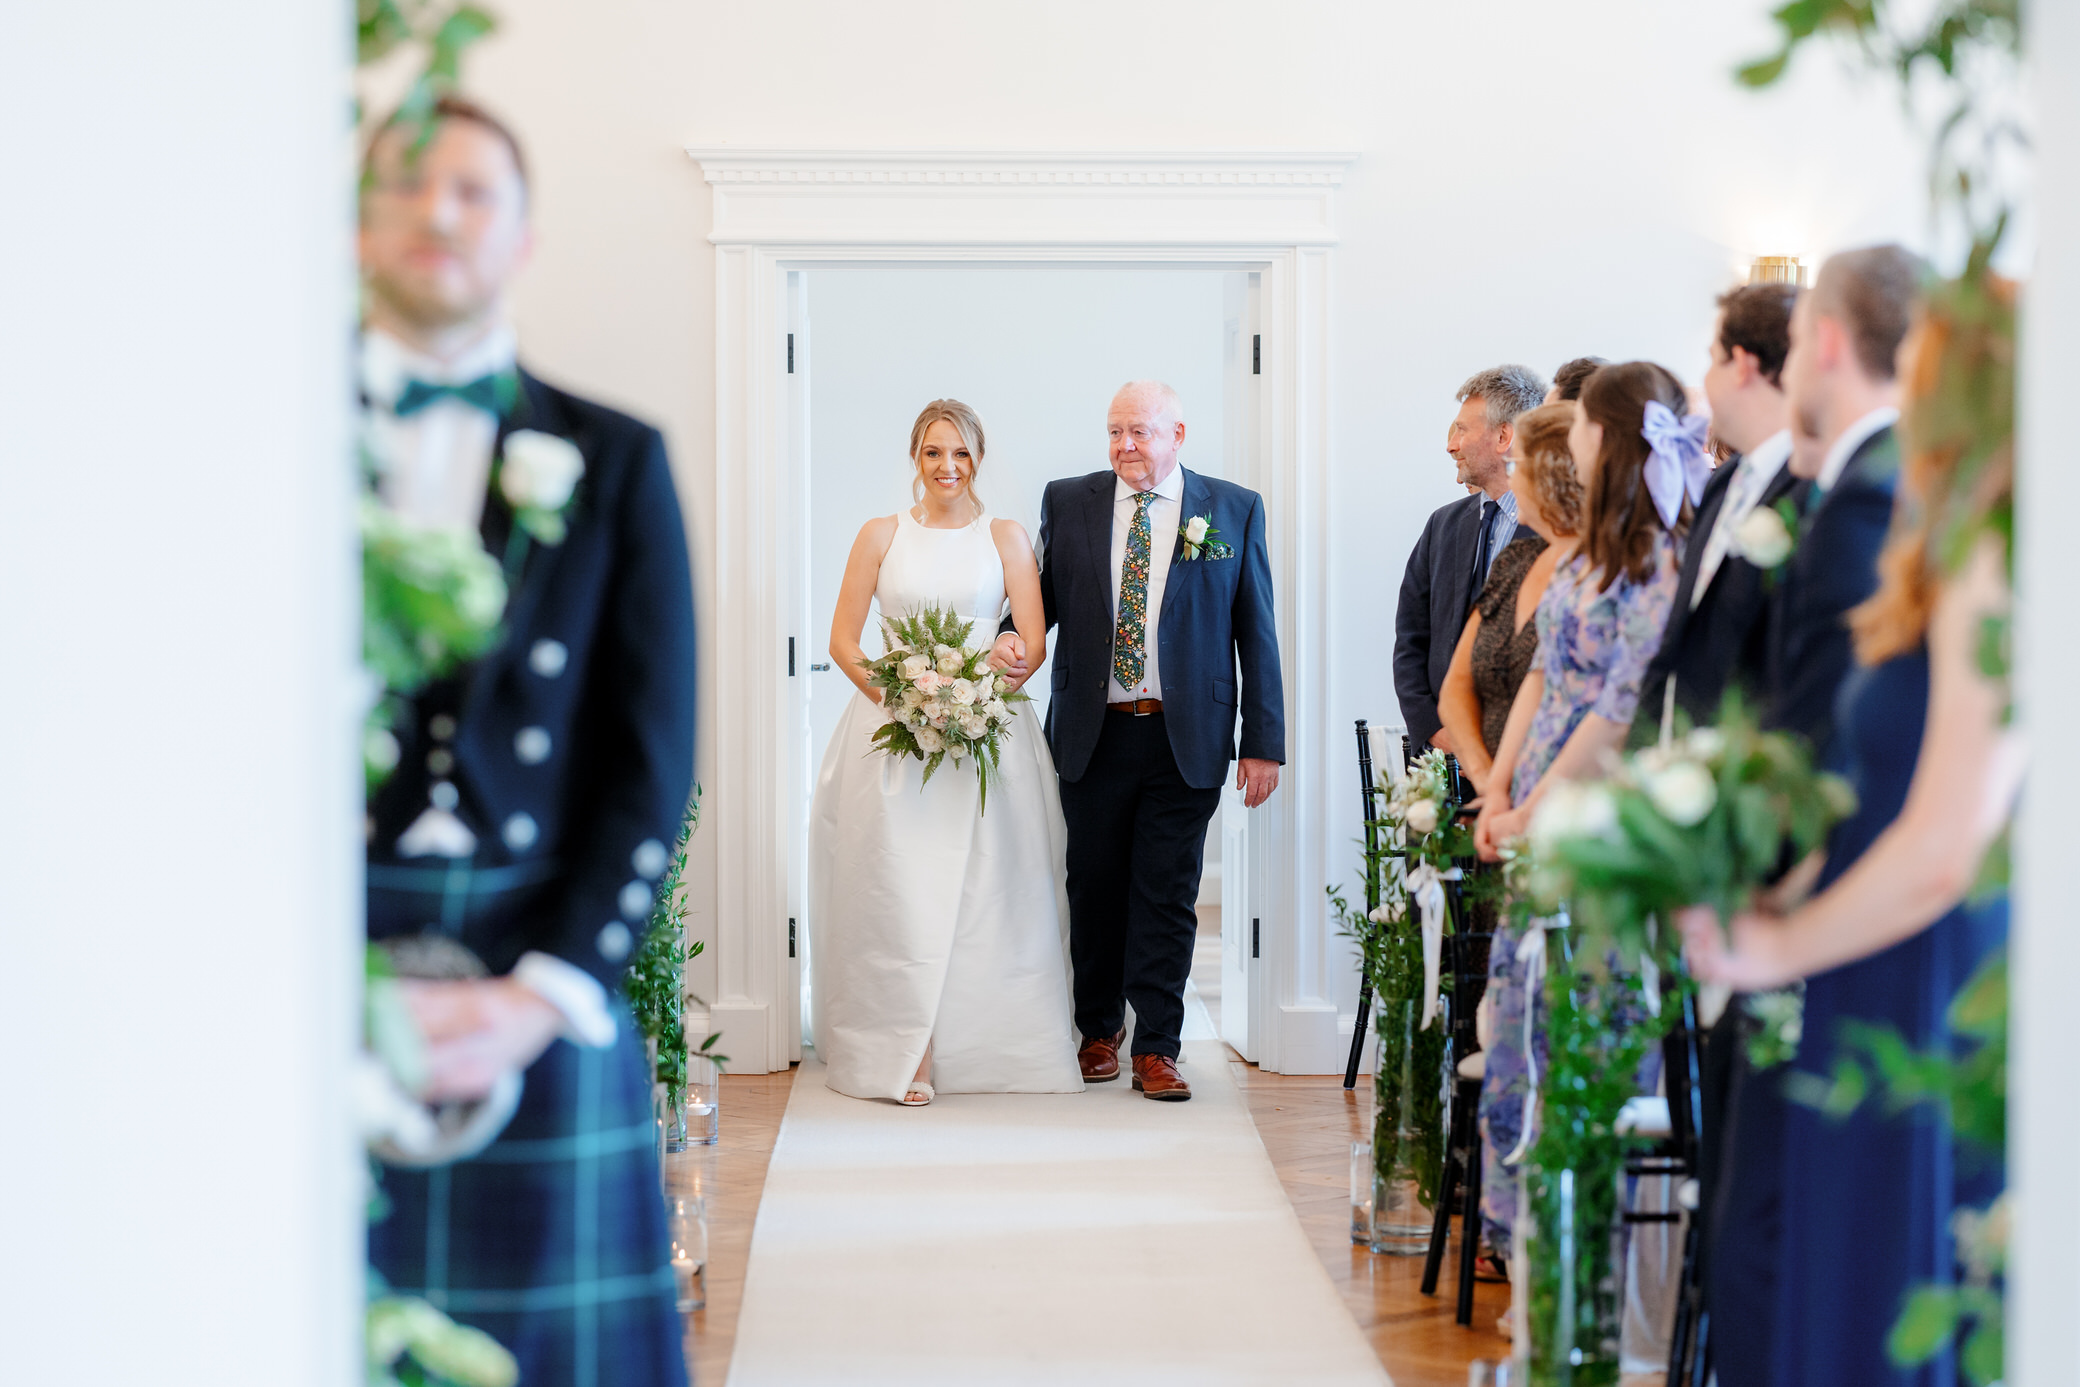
1112,492,1156,691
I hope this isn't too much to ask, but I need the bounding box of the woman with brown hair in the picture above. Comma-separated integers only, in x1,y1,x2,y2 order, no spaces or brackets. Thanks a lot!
1474,362,1694,855
1438,402,1583,795
1680,285,2017,1386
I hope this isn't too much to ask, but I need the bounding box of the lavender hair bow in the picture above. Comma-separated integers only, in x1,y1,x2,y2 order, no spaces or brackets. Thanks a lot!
1640,399,1713,529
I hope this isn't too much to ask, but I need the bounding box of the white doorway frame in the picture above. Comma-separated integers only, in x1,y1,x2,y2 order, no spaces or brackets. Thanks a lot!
689,148,1357,1075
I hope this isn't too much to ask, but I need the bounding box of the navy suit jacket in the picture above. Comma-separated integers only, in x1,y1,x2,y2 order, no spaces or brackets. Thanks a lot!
1765,426,1900,766
1031,468,1285,788
1393,493,1485,747
1632,457,1809,746
368,368,698,989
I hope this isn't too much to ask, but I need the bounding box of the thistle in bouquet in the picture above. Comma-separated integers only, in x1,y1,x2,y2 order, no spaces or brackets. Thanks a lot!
859,604,1033,815
1522,693,1855,973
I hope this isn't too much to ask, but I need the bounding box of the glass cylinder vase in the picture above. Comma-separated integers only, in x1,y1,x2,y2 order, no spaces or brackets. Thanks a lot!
683,1054,720,1147
1349,1140,1373,1245
1521,1162,1624,1386
1369,997,1446,1255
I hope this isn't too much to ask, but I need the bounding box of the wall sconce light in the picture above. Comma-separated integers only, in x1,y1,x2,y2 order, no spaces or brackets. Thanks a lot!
1749,255,1808,287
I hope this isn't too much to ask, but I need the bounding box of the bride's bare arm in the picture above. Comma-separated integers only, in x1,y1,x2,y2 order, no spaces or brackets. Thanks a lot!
829,516,900,702
991,519,1045,692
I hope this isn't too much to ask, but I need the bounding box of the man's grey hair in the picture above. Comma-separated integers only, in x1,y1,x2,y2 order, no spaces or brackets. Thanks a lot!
1456,365,1548,427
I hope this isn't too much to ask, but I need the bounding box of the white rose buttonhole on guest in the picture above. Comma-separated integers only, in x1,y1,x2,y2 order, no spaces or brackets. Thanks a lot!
498,430,586,546
1732,502,1795,570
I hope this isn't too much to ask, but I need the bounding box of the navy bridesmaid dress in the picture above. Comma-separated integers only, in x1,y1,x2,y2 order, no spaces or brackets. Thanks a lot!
1771,648,2008,1385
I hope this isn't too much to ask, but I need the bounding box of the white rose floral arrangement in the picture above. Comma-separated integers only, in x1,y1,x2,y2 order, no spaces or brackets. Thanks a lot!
858,604,1034,814
1522,696,1856,970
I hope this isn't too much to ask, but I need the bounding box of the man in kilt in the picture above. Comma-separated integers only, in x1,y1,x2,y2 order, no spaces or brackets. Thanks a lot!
359,96,695,1387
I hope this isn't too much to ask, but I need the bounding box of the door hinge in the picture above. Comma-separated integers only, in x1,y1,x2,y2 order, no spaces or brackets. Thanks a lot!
1251,917,1260,959
788,636,795,676
1251,334,1261,375
788,918,797,958
787,333,795,374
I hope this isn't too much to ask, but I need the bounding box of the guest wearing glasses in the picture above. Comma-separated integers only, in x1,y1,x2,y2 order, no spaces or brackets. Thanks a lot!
1437,402,1583,797
1393,365,1549,756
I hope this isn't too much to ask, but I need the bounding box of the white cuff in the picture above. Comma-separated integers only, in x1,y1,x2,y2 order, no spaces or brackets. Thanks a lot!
511,951,617,1048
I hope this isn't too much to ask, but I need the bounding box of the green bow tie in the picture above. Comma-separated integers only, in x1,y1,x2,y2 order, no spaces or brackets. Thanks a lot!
393,371,515,418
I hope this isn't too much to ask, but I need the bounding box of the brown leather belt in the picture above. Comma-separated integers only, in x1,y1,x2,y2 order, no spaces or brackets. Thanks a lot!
1107,698,1164,716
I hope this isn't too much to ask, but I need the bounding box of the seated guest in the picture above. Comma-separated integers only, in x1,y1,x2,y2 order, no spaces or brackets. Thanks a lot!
1438,403,1583,796
1393,365,1549,755
1683,245,1927,1387
1466,364,1690,1293
1545,354,1606,404
1632,283,1805,746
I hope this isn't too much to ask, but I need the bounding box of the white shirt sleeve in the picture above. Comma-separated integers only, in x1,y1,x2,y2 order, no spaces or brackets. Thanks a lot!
511,951,618,1049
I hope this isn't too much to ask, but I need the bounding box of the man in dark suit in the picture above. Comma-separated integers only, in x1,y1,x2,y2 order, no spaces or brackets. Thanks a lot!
1632,283,1805,747
358,98,695,1387
1393,365,1548,752
1707,245,1920,1387
994,381,1283,1101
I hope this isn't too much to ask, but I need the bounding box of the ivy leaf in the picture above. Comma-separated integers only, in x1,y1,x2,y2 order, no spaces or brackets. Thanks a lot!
1887,1285,1962,1366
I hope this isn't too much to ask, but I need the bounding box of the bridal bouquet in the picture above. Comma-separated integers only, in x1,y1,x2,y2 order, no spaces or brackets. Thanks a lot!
859,605,1032,814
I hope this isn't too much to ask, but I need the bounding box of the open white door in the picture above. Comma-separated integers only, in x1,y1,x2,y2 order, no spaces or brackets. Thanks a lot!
783,269,810,1063
1218,269,1262,1061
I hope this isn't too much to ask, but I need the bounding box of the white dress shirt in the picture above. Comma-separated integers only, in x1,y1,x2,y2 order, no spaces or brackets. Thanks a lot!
1107,464,1187,702
361,324,612,1048
1816,407,1900,494
360,325,518,530
1691,428,1793,610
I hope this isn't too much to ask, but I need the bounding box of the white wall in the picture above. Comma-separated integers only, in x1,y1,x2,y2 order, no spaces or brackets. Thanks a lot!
0,4,356,1383
468,0,1929,1019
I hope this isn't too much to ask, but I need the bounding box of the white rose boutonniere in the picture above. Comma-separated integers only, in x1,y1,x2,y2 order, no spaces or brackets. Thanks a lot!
498,430,585,546
1177,513,1233,561
1732,499,1796,572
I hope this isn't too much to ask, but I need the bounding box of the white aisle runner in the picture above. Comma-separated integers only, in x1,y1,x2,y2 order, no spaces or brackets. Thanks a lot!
726,1020,1391,1386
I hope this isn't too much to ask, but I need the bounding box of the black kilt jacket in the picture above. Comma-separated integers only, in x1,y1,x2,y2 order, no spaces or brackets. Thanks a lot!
365,366,696,1387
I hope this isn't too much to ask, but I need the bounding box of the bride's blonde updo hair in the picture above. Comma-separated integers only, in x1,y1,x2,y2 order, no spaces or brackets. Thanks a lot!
909,398,986,518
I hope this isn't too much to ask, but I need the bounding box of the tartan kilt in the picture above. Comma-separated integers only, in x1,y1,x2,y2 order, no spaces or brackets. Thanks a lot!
370,1015,689,1387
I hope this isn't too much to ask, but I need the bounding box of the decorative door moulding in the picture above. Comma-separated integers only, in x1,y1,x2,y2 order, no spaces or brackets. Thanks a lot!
689,149,1357,248
689,147,1356,1077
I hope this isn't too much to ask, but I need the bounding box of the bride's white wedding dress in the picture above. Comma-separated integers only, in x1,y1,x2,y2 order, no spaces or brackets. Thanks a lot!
809,509,1085,1100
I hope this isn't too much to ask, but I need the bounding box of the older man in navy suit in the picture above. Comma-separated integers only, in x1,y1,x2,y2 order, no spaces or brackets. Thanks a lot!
994,381,1283,1101
1393,365,1548,753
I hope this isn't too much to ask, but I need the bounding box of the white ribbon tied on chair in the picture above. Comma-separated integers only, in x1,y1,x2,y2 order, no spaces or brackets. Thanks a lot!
1502,915,1565,1167
1405,859,1461,1031
1640,400,1713,530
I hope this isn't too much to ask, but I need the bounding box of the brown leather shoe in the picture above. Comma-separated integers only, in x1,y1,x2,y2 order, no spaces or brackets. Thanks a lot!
1078,1029,1126,1082
1131,1054,1192,1101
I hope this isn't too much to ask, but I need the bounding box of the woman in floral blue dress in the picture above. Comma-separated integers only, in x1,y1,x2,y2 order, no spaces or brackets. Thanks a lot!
1469,361,1693,1262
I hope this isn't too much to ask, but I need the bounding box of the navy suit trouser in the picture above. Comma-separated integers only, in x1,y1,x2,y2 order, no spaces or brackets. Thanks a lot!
1706,1042,1788,1387
1057,711,1221,1060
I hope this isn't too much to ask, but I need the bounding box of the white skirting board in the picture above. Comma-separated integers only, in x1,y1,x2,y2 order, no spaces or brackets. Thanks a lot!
726,1022,1390,1385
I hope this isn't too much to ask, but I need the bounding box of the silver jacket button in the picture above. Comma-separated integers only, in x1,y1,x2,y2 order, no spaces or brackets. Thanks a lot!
632,839,668,879
429,780,460,811
514,726,552,764
596,922,633,962
529,639,569,678
618,880,654,921
502,812,539,851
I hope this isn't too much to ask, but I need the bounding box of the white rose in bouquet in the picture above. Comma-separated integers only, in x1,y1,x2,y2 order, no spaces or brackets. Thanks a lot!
1529,779,1619,852
915,725,945,754
899,687,924,711
958,711,988,739
948,678,977,706
934,645,964,676
1184,515,1209,544
1404,798,1439,836
1732,505,1794,568
915,670,943,694
1683,727,1726,760
500,430,585,511
973,671,996,698
900,652,932,681
984,697,1010,723
1645,759,1718,826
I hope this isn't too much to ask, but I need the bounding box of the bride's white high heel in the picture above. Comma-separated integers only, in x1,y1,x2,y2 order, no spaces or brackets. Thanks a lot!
900,1081,935,1106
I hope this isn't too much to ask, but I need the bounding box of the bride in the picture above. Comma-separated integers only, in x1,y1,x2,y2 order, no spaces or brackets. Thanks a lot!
809,399,1085,1104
